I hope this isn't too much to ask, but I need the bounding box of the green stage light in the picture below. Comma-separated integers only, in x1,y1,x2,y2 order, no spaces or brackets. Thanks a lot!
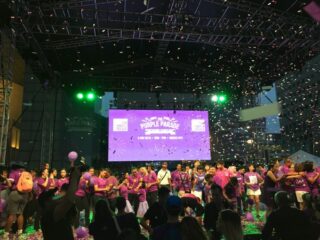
76,92,84,100
86,92,96,101
219,95,226,102
212,95,218,102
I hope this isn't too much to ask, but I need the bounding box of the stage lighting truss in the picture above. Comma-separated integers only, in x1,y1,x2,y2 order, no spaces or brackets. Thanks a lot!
11,0,320,52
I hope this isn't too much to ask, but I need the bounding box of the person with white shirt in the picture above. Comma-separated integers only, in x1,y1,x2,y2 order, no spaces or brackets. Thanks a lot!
157,162,171,191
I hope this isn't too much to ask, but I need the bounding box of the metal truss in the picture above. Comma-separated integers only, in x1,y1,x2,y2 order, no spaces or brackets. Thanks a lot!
205,0,310,23
10,0,318,50
0,29,15,165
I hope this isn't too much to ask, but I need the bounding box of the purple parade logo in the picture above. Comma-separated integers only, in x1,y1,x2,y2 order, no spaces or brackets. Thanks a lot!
108,110,211,161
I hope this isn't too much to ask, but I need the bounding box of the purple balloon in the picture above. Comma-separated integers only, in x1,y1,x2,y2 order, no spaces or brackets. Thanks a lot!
82,172,91,181
246,212,255,222
68,151,78,161
75,226,89,238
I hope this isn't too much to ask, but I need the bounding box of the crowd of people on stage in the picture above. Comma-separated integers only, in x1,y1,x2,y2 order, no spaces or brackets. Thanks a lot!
0,158,319,240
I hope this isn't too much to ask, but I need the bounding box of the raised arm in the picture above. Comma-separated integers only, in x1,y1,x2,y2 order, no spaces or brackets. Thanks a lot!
53,167,80,222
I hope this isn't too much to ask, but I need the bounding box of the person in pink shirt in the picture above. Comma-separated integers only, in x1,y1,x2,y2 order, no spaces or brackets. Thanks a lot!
137,188,149,218
236,166,246,215
213,161,230,189
171,164,182,195
128,168,142,213
118,173,133,213
279,158,292,175
244,164,264,218
304,161,320,198
48,169,58,190
145,165,159,206
287,163,311,210
57,169,69,192
105,169,118,211
93,169,109,206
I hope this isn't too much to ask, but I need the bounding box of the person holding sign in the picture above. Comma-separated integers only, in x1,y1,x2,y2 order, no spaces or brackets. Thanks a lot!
244,164,264,218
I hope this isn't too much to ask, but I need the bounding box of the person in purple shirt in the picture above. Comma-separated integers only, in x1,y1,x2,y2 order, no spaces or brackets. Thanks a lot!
177,167,192,197
128,168,142,213
75,173,90,227
279,158,292,176
287,163,310,210
57,169,69,192
244,164,264,218
145,165,159,206
213,161,230,190
48,169,58,190
4,166,30,238
105,169,118,211
236,166,246,215
171,164,182,195
93,169,109,206
193,166,206,202
0,168,11,201
304,161,320,198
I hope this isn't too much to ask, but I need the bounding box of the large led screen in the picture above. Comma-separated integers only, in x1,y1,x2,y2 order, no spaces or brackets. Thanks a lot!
108,110,211,161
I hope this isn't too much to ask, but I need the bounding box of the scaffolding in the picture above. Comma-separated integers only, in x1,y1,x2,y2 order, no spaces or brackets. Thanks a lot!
0,29,15,165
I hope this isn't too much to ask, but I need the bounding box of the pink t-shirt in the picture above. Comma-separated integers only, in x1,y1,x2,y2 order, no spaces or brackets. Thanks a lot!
280,165,290,175
128,174,142,194
213,169,230,189
144,171,158,192
48,178,57,189
75,178,87,197
119,185,129,200
294,176,310,192
8,169,22,190
236,172,245,193
138,189,147,202
106,176,118,199
37,177,49,196
94,177,108,197
57,177,69,191
244,172,261,191
306,172,319,196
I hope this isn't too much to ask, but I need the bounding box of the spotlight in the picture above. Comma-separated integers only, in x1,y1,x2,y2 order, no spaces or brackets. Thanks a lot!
212,95,218,102
76,92,84,100
87,92,96,101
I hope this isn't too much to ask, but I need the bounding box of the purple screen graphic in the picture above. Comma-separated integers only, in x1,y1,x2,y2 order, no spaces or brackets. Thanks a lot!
108,110,211,161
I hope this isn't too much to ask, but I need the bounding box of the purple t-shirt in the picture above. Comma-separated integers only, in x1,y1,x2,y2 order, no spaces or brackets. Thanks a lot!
171,170,180,190
294,176,310,192
75,178,87,197
194,173,205,192
177,172,191,192
138,189,147,202
106,176,118,199
244,172,261,191
37,177,49,196
128,174,142,194
213,169,230,189
306,172,319,196
280,165,290,175
119,185,129,200
8,169,22,190
48,178,57,189
236,172,245,192
94,177,108,197
144,171,158,192
57,177,69,191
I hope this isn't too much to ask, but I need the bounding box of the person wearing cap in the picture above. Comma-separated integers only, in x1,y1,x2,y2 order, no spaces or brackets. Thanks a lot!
262,191,313,240
150,195,182,240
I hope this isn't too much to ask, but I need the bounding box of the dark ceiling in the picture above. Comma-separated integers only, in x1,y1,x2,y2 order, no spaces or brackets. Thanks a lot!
7,0,320,96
